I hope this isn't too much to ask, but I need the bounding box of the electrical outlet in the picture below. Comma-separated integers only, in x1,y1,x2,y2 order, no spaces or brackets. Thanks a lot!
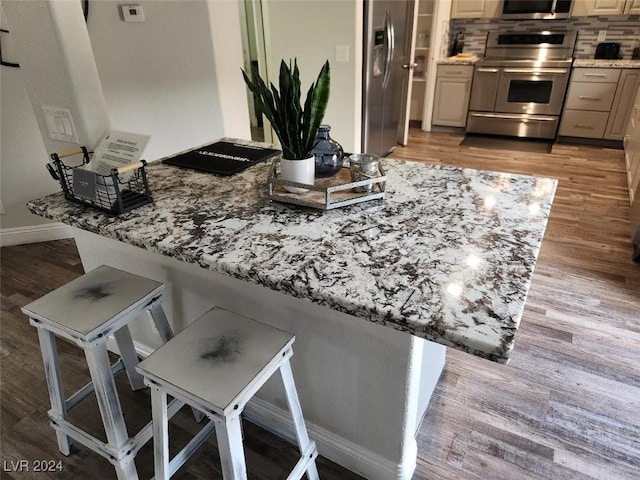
597,30,607,42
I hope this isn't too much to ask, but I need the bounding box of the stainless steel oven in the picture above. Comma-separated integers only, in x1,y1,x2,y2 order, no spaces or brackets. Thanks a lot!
496,66,570,115
467,31,577,139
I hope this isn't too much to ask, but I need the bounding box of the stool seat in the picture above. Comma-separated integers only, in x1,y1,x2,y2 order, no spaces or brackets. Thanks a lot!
137,308,319,480
22,265,180,480
137,308,294,415
23,265,162,340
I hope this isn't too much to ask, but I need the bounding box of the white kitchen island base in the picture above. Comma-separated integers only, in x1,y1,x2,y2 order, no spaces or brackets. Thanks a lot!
73,228,446,480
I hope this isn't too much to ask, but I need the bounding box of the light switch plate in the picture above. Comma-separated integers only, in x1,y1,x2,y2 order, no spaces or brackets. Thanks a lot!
336,45,349,62
122,5,145,22
41,105,79,143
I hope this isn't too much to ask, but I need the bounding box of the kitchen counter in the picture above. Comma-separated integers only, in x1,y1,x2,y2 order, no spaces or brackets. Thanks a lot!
28,145,555,364
437,54,480,65
573,58,640,68
27,142,556,478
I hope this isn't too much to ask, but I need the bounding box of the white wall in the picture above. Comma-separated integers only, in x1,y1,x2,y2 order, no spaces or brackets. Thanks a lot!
1,0,109,233
87,0,250,161
0,59,58,230
1,0,250,237
263,0,363,153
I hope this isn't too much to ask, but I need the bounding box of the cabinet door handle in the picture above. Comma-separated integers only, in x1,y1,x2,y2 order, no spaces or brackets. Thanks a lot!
578,96,602,101
583,73,607,77
471,112,557,121
402,63,418,69
504,68,568,74
574,123,594,129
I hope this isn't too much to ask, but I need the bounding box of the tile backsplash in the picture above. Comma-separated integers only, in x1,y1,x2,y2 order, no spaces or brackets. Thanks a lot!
450,15,640,59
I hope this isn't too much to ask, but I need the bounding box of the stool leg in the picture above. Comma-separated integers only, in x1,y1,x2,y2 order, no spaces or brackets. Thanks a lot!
149,302,174,342
150,384,170,480
113,326,145,391
149,302,205,423
84,343,138,480
214,414,247,480
279,358,320,480
35,327,72,455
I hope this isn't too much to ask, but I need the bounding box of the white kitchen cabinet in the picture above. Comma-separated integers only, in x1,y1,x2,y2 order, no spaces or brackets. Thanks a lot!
606,70,640,140
450,0,502,18
559,68,619,138
450,0,487,18
432,65,474,127
626,0,640,13
559,68,640,142
584,0,640,14
624,85,640,205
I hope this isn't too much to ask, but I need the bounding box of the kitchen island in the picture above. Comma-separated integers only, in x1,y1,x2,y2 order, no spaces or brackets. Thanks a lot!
27,142,556,479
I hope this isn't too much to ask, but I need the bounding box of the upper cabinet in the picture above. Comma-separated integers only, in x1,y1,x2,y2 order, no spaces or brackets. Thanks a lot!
628,0,640,14
451,0,501,18
579,0,640,15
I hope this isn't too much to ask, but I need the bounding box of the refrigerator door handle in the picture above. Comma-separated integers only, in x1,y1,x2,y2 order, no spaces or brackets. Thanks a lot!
383,10,394,89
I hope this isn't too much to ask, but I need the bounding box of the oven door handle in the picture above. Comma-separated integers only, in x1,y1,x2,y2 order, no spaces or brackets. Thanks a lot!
477,67,499,73
470,113,558,122
502,68,568,75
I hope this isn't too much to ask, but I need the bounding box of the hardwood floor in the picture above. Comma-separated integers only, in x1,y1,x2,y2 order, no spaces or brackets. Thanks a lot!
2,130,639,479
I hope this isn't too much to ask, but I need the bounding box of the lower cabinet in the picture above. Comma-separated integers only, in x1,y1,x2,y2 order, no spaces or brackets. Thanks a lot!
606,70,640,140
559,68,640,141
432,64,474,127
625,85,640,205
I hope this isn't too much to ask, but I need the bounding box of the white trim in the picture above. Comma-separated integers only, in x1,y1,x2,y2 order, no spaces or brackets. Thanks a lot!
244,397,416,480
0,223,73,247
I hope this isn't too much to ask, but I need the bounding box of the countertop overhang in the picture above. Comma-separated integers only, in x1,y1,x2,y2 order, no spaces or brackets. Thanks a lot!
28,142,557,364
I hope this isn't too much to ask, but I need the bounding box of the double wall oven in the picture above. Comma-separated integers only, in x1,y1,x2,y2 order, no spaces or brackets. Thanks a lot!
467,31,577,139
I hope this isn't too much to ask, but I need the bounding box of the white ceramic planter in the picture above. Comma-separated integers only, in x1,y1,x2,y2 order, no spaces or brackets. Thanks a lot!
280,156,315,194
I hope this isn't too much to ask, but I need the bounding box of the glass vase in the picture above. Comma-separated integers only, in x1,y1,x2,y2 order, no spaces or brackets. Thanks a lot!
312,125,344,178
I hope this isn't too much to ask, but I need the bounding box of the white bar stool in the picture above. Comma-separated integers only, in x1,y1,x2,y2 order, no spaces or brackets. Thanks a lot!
136,307,320,480
21,265,179,480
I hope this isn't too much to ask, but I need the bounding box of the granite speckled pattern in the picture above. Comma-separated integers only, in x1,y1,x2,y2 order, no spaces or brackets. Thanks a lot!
573,59,640,69
28,142,557,363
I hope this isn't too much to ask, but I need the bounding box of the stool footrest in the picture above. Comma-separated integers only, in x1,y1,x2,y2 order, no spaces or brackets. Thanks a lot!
47,395,184,467
48,410,119,462
167,419,216,477
66,358,125,411
286,441,319,480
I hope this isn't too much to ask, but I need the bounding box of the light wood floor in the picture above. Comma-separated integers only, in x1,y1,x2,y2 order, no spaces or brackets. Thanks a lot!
2,130,639,479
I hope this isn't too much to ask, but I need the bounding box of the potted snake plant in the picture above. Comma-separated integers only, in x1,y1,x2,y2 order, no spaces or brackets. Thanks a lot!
242,59,330,193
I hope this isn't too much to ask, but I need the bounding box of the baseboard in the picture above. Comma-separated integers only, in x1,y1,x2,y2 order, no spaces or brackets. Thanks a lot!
556,136,623,149
244,397,417,480
0,223,73,247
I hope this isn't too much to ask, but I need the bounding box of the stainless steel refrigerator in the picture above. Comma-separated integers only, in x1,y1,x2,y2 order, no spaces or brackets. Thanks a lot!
362,0,411,157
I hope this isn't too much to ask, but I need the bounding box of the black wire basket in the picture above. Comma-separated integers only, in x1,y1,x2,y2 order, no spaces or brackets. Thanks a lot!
47,146,153,215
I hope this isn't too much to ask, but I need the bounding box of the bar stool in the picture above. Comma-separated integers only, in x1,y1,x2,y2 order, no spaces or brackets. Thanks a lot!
136,307,320,480
21,265,180,480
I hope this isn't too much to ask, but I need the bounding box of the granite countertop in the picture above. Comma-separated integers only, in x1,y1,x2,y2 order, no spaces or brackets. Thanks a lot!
28,141,557,364
573,58,640,69
438,55,480,66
